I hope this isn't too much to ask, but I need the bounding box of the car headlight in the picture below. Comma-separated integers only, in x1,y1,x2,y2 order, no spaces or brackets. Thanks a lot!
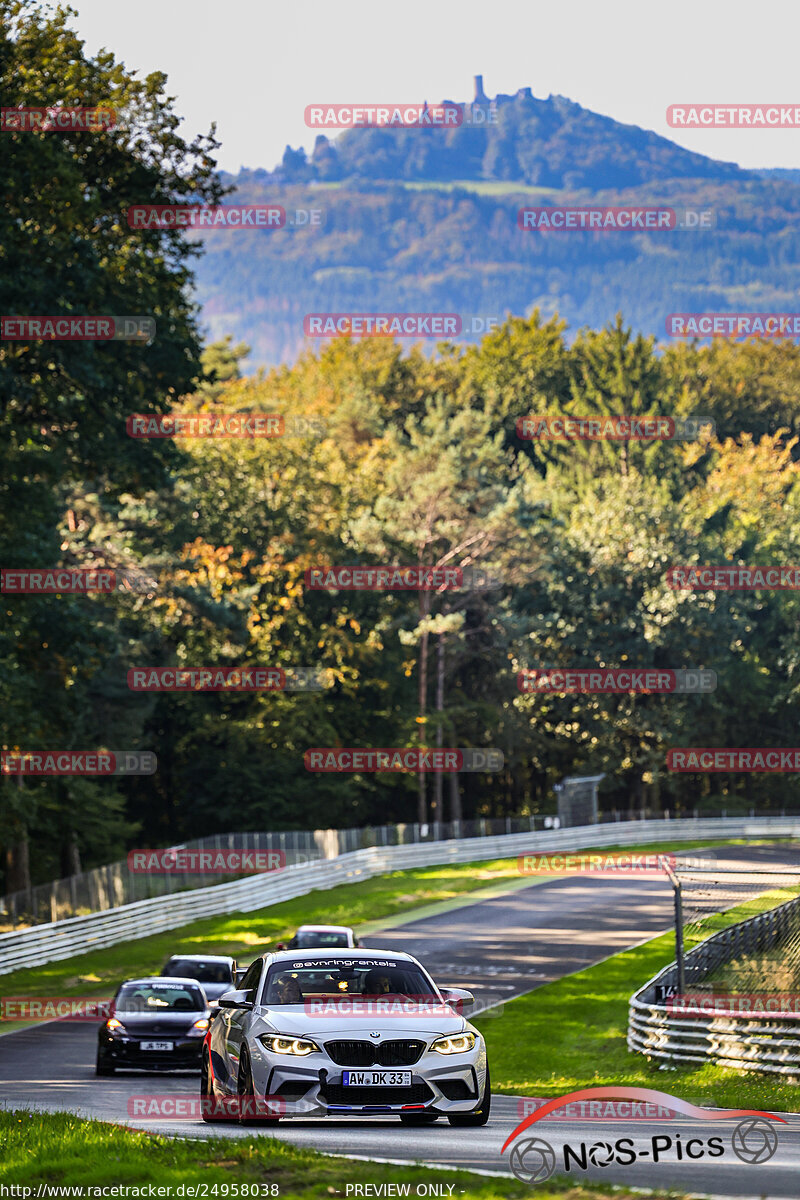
188,1018,210,1035
430,1032,476,1054
106,1017,125,1033
259,1035,320,1056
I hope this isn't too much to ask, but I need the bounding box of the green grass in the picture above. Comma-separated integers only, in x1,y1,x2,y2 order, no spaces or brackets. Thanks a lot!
474,886,800,1113
0,839,747,1008
398,180,561,198
309,179,562,198
0,1110,691,1198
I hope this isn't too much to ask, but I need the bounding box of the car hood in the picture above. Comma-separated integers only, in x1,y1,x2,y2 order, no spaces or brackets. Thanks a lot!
253,1004,469,1038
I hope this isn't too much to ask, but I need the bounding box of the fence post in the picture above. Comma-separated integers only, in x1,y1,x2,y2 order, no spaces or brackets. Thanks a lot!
661,856,685,995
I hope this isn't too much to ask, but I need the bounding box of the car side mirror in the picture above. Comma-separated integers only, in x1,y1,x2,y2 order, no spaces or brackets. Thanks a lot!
218,989,253,1010
440,987,475,1013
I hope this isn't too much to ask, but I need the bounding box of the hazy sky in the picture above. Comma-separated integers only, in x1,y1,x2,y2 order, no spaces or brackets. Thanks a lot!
63,0,800,174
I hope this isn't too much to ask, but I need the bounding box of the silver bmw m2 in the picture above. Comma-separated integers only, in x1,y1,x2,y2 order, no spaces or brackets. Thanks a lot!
202,948,490,1126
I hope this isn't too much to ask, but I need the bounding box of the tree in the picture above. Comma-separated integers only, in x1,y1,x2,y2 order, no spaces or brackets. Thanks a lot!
349,392,537,824
0,0,225,892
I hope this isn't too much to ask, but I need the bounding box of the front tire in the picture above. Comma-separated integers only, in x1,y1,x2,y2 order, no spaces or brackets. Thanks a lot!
447,1068,491,1126
237,1048,280,1125
95,1052,115,1077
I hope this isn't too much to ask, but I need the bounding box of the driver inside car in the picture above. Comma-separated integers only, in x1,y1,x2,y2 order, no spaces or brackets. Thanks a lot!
270,972,303,1004
363,968,394,996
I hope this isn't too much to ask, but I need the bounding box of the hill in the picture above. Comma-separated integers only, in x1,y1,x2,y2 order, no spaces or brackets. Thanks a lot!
272,76,746,190
191,80,800,367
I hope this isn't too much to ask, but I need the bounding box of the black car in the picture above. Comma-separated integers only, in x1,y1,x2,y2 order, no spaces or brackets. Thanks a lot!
96,977,210,1074
160,954,238,1006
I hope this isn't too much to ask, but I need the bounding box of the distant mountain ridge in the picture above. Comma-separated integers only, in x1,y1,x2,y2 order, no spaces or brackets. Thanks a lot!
193,79,800,367
265,76,748,191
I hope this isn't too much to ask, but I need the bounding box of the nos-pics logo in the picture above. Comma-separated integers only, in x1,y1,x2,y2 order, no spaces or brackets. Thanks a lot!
503,1088,782,1184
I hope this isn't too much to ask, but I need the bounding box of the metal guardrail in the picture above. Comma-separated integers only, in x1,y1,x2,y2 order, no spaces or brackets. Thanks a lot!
1,816,798,976
629,885,800,1076
0,816,554,928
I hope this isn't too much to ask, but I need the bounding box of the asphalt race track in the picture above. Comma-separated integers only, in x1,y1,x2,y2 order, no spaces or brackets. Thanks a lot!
2,844,800,1196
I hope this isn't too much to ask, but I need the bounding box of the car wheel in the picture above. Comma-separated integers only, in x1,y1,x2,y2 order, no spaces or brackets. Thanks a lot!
237,1048,280,1125
95,1052,115,1077
399,1111,439,1125
447,1068,491,1126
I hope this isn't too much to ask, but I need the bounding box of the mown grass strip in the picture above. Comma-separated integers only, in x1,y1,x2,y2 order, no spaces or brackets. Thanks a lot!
0,1109,690,1199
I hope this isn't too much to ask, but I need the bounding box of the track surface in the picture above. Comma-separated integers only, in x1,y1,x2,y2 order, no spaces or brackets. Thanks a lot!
2,844,800,1196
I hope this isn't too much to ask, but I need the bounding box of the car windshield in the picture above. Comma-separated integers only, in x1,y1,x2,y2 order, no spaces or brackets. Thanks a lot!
115,983,206,1013
162,959,232,984
294,931,349,948
264,960,437,1005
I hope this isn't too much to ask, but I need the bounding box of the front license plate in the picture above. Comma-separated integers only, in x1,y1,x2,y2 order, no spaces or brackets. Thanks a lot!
342,1070,411,1087
140,1041,173,1051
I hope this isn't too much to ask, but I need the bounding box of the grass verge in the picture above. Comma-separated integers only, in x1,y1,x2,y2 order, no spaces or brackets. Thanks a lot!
474,885,800,1113
0,1109,690,1199
0,839,747,1006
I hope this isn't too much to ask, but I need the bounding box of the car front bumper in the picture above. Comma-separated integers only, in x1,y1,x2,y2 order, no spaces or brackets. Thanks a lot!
249,1040,487,1116
99,1034,204,1071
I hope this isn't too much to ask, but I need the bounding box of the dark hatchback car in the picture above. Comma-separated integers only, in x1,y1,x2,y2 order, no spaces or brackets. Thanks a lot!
160,954,238,1006
96,978,210,1074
